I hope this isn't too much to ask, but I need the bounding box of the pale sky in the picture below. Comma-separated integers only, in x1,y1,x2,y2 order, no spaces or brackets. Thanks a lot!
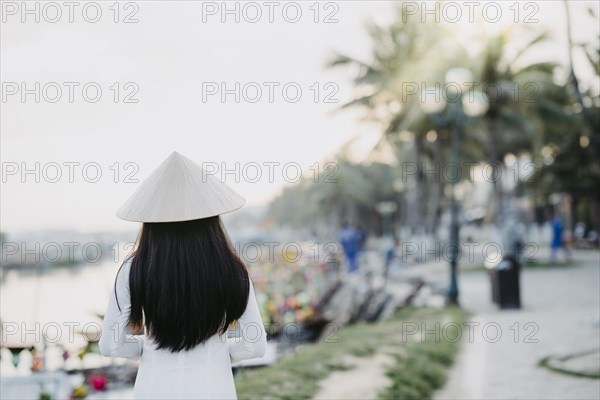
1,1,598,234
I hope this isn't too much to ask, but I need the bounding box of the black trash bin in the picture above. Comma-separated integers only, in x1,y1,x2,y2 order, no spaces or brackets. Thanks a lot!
489,267,499,304
490,255,521,309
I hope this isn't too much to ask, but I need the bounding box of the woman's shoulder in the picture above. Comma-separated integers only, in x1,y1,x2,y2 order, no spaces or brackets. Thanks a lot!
120,256,134,272
115,256,134,288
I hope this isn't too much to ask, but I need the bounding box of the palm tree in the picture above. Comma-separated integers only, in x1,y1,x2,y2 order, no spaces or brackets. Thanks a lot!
466,25,563,225
530,3,600,235
328,6,463,234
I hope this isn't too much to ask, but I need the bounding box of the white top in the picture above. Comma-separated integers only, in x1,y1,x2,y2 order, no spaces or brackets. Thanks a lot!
99,259,267,399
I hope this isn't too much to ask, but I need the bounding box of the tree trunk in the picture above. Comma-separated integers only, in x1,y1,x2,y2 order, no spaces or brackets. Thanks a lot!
564,0,600,161
426,137,445,237
487,116,502,226
413,136,427,234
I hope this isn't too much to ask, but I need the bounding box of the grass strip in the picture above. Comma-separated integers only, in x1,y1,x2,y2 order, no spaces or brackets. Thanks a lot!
379,306,466,400
538,355,600,379
235,306,466,400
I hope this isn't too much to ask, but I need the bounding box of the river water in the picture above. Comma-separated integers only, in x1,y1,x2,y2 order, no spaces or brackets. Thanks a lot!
1,260,124,350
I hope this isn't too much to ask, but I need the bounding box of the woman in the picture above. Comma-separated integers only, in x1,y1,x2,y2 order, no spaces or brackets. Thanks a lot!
99,152,267,399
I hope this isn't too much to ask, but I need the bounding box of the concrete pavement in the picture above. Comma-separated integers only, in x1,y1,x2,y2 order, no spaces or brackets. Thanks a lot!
435,250,600,400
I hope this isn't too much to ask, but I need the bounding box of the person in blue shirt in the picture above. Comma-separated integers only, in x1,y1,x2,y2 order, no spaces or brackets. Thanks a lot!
339,222,360,273
550,214,572,263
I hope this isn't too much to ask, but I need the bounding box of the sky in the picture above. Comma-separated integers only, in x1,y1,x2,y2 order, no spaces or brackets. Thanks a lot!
1,1,599,234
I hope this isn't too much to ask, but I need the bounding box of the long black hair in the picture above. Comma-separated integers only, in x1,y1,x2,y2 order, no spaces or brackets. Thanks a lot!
114,216,250,352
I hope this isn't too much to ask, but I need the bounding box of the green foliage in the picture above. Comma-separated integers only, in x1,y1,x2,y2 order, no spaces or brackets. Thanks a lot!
267,4,600,234
267,159,401,233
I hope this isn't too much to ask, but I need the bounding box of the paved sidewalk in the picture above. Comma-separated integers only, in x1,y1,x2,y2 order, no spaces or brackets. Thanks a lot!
435,250,600,400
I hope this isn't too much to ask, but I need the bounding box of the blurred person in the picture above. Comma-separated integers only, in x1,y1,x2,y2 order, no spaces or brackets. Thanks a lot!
504,212,526,261
574,222,586,244
550,214,572,263
339,222,360,273
383,236,400,281
588,230,599,247
573,222,593,248
99,152,267,400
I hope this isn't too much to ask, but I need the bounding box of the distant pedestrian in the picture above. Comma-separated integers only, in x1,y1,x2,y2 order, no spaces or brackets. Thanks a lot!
339,222,361,273
550,214,572,263
384,236,400,280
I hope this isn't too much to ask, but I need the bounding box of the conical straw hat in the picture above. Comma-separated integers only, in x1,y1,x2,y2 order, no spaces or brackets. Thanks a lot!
116,152,245,222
